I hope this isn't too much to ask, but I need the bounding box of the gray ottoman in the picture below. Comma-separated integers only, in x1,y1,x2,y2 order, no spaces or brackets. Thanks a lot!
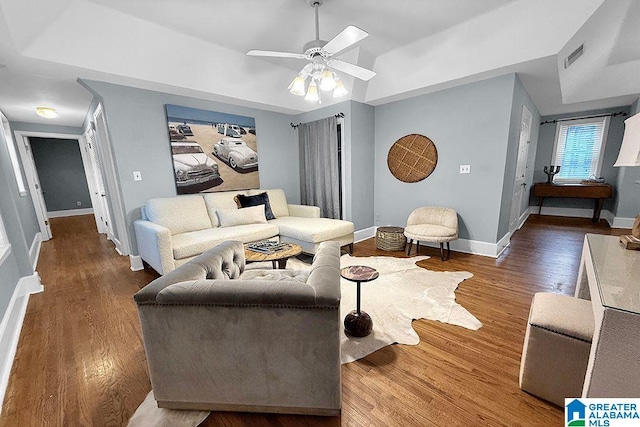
519,292,594,406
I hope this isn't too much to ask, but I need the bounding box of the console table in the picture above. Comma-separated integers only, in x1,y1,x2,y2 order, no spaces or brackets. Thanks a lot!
575,234,640,397
532,183,612,222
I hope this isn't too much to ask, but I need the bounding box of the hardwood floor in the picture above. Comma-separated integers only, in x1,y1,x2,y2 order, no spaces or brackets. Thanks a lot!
0,214,626,426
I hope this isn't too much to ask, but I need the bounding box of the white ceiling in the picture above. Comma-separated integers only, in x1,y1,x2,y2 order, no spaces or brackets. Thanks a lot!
0,0,638,127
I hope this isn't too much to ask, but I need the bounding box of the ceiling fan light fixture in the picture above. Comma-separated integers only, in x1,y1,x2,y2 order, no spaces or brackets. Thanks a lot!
333,79,348,97
304,81,320,102
319,69,337,91
35,106,57,119
289,76,306,96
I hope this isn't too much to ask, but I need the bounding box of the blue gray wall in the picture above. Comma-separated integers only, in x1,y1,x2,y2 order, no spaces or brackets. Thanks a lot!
497,75,541,239
80,80,300,256
29,137,92,212
0,118,35,321
531,106,630,212
614,98,640,219
374,74,517,244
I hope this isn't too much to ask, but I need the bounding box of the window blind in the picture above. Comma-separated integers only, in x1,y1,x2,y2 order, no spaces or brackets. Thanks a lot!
552,117,609,182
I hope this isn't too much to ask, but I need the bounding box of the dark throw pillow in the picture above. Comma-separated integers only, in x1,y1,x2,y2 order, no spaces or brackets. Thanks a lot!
234,192,276,220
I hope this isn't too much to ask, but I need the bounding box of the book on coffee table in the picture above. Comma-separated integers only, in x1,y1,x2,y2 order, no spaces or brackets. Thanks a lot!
247,241,290,254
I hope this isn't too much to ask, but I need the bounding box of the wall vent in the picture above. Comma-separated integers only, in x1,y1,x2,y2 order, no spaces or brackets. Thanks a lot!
564,43,585,69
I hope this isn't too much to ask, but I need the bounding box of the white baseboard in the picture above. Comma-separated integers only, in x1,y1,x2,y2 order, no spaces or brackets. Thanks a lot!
47,208,94,218
496,232,511,257
0,273,43,415
529,206,616,227
29,232,42,270
418,237,504,258
366,226,504,258
611,216,636,229
129,255,144,271
517,209,531,230
354,226,376,243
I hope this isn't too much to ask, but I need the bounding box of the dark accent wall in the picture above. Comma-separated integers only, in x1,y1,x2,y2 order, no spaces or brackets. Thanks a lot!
29,137,92,212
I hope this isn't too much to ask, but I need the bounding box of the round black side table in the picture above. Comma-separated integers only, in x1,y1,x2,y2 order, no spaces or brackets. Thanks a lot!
340,265,379,337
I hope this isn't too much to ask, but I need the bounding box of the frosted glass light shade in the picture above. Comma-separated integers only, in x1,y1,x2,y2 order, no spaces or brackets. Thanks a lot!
304,81,319,102
319,69,337,91
35,107,57,118
614,112,640,167
289,76,306,96
333,79,348,97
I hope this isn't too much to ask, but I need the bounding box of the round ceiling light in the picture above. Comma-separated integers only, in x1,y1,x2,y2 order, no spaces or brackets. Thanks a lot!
35,107,57,119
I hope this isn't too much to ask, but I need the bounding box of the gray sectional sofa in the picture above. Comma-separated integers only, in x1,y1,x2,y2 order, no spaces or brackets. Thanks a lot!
133,188,354,275
134,240,342,415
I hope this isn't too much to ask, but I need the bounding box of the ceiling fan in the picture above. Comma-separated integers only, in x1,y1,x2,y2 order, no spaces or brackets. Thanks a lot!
246,0,376,102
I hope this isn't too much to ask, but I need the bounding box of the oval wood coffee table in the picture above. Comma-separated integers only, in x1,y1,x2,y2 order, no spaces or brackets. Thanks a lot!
244,242,302,269
341,265,379,337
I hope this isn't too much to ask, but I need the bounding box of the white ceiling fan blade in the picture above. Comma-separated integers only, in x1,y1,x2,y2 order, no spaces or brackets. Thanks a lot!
323,25,369,56
246,50,307,60
328,59,376,81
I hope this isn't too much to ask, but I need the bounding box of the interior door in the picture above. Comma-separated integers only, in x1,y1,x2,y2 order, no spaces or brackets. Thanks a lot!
81,130,108,235
92,104,130,255
20,136,52,240
509,105,533,233
86,123,115,241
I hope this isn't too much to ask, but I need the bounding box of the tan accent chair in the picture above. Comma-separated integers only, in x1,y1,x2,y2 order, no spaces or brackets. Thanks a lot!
404,206,458,260
134,240,342,416
519,292,594,406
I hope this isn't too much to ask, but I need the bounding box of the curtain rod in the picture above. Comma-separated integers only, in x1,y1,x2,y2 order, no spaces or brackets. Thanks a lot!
290,112,344,129
540,111,627,125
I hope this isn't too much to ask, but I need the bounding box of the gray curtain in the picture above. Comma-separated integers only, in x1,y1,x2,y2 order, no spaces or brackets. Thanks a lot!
298,116,340,219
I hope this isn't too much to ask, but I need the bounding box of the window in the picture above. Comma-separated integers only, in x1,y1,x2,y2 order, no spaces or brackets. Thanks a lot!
0,111,27,196
551,117,610,183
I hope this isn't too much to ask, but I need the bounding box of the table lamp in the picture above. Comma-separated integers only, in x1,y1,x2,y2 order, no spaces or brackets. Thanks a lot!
613,111,640,245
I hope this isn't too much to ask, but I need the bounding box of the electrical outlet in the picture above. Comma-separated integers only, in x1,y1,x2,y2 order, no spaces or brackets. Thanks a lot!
375,214,381,221
76,201,82,207
459,164,471,174
133,171,142,181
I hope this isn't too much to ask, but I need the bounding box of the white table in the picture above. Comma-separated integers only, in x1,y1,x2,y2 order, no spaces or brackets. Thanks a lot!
575,234,640,397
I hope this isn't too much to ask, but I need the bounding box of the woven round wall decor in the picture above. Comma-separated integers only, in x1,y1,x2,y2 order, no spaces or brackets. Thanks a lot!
387,134,438,183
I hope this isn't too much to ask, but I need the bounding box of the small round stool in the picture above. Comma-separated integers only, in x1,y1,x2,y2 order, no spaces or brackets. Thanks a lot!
376,226,406,251
341,266,378,337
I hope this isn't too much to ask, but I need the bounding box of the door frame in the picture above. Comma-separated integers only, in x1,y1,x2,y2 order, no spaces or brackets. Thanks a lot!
91,103,130,256
508,105,533,235
77,131,107,235
13,130,85,241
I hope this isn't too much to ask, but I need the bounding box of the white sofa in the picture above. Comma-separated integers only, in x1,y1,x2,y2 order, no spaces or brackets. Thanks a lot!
134,189,354,275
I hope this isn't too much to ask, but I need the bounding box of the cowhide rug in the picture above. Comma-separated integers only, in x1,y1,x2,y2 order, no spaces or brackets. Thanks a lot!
129,254,481,426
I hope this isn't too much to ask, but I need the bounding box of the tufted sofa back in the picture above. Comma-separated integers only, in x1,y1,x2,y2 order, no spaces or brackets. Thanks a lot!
134,240,245,304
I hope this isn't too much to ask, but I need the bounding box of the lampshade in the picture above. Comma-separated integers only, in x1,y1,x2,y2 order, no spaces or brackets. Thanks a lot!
333,79,348,97
304,81,319,102
614,112,640,167
319,69,337,91
289,76,306,96
35,106,57,119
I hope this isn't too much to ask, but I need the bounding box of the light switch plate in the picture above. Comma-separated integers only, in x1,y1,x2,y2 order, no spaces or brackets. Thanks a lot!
133,171,142,181
459,165,471,174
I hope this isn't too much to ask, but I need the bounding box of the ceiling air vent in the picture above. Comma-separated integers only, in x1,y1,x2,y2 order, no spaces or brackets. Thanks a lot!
564,43,585,69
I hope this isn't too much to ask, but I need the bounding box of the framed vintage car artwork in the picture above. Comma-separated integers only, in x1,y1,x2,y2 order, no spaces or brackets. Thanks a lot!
165,104,259,194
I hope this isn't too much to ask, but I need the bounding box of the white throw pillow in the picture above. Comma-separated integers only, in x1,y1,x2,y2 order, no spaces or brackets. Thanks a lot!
216,205,267,227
